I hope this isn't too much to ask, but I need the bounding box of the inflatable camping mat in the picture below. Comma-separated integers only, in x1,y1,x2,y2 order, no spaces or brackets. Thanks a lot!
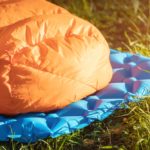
0,49,150,143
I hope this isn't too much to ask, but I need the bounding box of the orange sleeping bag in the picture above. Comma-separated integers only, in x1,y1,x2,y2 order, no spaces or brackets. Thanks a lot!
0,0,112,115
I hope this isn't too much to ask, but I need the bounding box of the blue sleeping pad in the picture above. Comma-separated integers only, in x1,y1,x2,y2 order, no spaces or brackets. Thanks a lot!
0,49,150,143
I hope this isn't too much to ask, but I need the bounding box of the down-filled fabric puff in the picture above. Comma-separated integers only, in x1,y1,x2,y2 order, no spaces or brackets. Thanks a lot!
0,0,112,115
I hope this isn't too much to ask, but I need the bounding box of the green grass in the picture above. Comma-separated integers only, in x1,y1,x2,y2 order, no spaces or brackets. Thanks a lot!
0,0,150,149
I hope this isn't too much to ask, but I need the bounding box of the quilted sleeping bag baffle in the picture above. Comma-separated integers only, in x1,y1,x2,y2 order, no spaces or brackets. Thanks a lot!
0,0,112,115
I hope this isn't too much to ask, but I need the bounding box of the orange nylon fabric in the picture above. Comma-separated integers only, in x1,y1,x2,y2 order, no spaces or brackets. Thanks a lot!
0,0,112,115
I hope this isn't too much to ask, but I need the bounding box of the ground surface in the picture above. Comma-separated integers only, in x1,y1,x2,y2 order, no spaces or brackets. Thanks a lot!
0,0,150,149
